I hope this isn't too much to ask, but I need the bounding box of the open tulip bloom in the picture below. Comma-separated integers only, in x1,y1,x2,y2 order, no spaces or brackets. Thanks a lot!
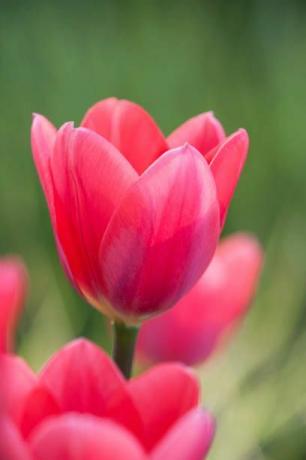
0,341,215,460
137,233,263,366
0,265,215,460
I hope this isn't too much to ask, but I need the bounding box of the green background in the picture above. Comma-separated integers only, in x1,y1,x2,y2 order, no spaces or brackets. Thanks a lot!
1,0,306,458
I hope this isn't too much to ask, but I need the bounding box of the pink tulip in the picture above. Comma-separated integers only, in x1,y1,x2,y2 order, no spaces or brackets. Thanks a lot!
0,258,27,354
137,233,263,365
0,339,215,460
31,98,249,323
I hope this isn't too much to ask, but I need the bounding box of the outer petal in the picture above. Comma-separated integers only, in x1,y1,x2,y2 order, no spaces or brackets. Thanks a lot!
31,115,77,290
0,355,37,425
0,417,32,460
20,385,61,438
99,144,220,320
137,233,263,365
49,125,137,305
128,363,200,450
0,258,27,353
167,112,225,159
81,98,168,173
30,414,146,460
209,129,249,229
151,408,215,460
31,114,57,212
38,339,143,439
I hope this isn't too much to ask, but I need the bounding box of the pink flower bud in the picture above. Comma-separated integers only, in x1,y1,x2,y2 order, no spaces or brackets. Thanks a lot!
31,99,248,323
137,233,263,365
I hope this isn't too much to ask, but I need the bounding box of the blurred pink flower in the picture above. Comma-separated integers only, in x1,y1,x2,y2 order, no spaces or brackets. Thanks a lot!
137,233,263,365
0,258,27,354
0,339,215,460
31,98,248,323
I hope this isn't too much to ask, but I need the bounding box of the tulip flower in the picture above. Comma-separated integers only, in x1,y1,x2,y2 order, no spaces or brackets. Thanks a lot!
137,233,263,366
31,98,249,325
0,339,215,460
0,258,26,354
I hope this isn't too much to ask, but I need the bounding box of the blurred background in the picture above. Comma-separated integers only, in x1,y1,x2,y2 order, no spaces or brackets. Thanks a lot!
1,0,306,458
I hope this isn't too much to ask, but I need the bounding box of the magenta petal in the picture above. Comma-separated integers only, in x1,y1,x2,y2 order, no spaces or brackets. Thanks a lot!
167,112,225,158
29,414,146,460
38,339,143,439
70,127,138,262
0,417,32,460
0,355,37,425
48,123,91,295
20,385,61,438
209,129,249,228
49,124,138,301
31,114,57,215
128,363,200,450
151,409,215,460
0,258,27,353
31,116,77,289
81,98,168,173
99,144,220,319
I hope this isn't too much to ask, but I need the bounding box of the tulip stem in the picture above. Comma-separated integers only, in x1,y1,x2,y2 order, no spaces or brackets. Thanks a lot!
112,322,139,379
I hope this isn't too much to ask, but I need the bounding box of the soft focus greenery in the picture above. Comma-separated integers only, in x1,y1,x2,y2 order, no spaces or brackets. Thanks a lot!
1,0,306,458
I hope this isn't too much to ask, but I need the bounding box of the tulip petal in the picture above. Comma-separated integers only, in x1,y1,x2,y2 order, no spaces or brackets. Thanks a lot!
151,408,215,460
99,144,220,319
0,355,36,425
30,414,146,460
0,417,32,460
128,363,200,450
209,129,249,228
197,234,263,354
0,258,27,353
31,116,79,289
38,339,143,439
31,114,57,212
81,98,168,173
167,112,225,158
47,123,89,295
20,385,61,438
49,124,138,300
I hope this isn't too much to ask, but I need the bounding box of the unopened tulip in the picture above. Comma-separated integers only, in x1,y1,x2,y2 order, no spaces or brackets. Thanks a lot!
31,98,248,323
137,234,263,365
0,340,215,460
0,258,26,353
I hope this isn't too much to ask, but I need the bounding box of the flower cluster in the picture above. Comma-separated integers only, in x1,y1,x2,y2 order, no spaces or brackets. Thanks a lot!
0,99,263,459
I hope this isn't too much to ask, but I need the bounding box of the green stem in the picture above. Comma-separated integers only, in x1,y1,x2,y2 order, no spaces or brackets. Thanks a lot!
112,321,139,379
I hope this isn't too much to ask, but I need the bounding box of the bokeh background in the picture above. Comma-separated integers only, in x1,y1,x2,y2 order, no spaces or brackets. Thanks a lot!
1,0,306,458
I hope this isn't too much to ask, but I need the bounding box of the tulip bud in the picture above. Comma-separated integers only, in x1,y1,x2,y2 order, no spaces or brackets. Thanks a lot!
137,233,263,365
31,99,248,324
